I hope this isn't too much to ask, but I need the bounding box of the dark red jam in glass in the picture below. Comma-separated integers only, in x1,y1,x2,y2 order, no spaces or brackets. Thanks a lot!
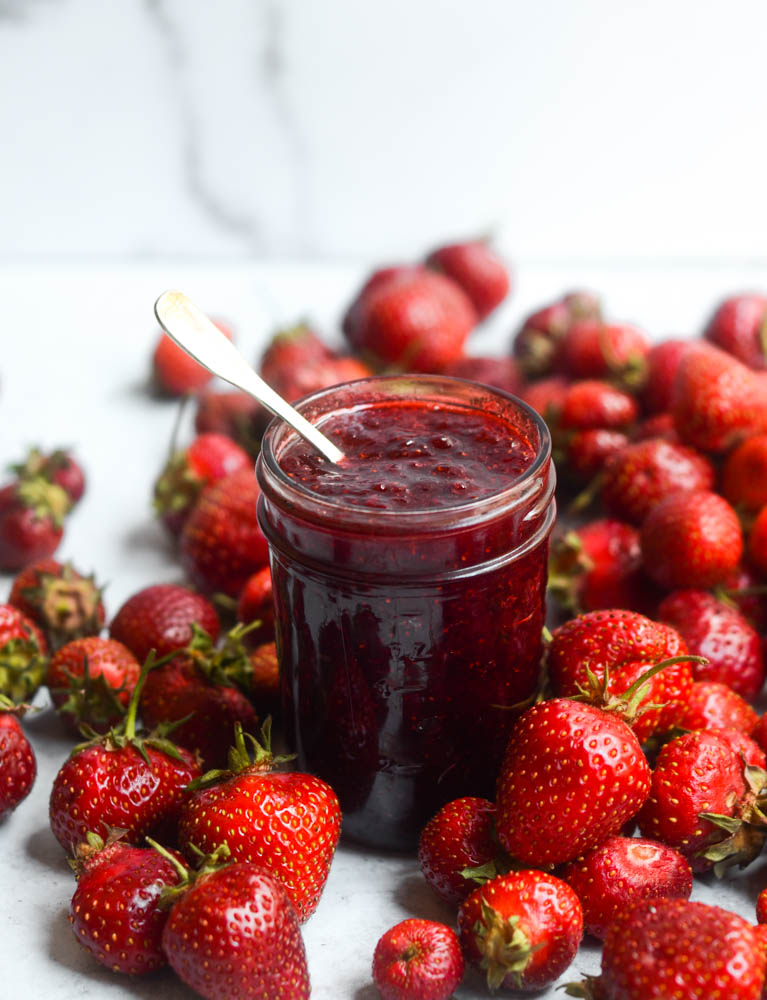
257,375,555,850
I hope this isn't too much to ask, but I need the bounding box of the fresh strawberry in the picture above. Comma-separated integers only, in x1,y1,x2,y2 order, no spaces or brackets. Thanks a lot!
372,919,465,1000
417,796,498,906
342,268,477,373
152,317,233,396
0,697,36,818
749,505,767,576
512,290,601,379
161,858,310,1000
658,589,765,699
194,389,270,457
494,699,651,865
672,342,767,452
565,429,630,481
520,374,570,422
69,832,181,974
601,438,715,525
49,654,201,854
438,355,522,396
9,559,105,651
154,431,252,536
753,714,767,756
109,583,220,662
633,411,679,441
178,721,341,922
264,352,372,403
0,603,48,702
342,265,424,343
567,898,767,999
704,293,767,370
259,321,334,384
560,835,692,940
677,680,759,735
180,467,270,597
722,434,767,512
559,379,639,431
248,641,280,712
47,637,140,733
548,522,657,616
458,870,582,991
237,566,275,644
556,320,649,387
425,240,510,320
637,728,767,873
0,478,70,570
717,562,767,631
639,339,689,413
640,490,743,590
12,446,86,504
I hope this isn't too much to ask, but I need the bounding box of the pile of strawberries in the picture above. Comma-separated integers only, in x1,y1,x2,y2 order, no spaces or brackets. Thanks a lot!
4,244,767,998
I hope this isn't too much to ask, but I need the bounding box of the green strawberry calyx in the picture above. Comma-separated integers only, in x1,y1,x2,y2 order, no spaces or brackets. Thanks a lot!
184,621,261,692
0,633,47,704
150,838,232,907
474,896,539,991
699,761,767,876
51,654,129,729
563,977,602,998
186,717,295,793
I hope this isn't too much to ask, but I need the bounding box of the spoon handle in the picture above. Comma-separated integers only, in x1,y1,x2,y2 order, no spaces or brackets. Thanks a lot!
154,290,344,464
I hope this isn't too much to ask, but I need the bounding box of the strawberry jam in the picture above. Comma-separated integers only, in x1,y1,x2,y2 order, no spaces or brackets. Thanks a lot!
257,376,555,849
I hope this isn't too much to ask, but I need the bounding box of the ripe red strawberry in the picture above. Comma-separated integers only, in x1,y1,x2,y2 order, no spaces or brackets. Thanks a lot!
9,559,105,651
559,379,639,431
548,522,657,616
568,898,767,999
162,861,310,1000
557,320,649,386
565,429,630,481
0,602,48,702
520,374,570,421
372,919,465,1000
109,583,220,662
69,833,181,974
749,505,767,576
722,434,767,512
12,446,86,504
677,680,759,735
180,467,270,597
637,728,767,873
342,265,424,342
640,490,743,590
248,641,280,711
495,699,651,865
425,240,510,320
512,290,602,379
458,870,583,991
0,698,36,818
194,389,269,456
560,835,692,940
634,411,679,442
259,321,334,383
658,589,765,699
639,339,689,413
601,438,715,525
152,317,233,396
704,292,767,370
342,268,477,372
47,637,140,733
237,566,275,644
417,796,497,906
49,655,201,854
154,431,251,536
0,478,70,570
719,562,767,632
672,342,767,452
267,354,372,404
178,721,341,922
439,355,522,396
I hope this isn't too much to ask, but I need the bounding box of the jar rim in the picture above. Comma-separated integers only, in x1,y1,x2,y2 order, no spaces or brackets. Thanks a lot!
257,374,553,534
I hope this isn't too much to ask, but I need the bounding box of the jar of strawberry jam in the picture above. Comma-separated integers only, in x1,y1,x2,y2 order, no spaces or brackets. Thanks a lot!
257,375,555,850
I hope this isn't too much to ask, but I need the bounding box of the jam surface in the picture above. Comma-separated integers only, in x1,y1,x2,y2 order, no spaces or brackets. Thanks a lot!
279,401,537,510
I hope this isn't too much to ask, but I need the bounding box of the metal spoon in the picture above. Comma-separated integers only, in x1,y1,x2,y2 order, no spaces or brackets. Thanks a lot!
154,290,345,464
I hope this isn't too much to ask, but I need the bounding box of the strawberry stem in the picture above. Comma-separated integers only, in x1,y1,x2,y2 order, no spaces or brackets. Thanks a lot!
620,654,709,703
124,650,158,741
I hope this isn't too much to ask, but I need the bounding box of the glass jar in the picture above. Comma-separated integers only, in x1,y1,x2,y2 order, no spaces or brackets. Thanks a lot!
257,375,555,850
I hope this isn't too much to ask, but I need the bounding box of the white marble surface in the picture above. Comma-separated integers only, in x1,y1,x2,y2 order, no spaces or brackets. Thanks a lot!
1,261,767,997
1,0,767,261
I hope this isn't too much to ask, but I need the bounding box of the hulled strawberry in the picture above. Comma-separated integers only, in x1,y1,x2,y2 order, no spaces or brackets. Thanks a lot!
0,478,70,570
109,583,220,662
0,603,48,702
0,697,36,819
9,559,105,651
152,317,233,396
425,240,510,320
495,699,651,865
417,796,498,906
49,654,201,854
69,832,181,974
640,490,743,590
560,836,692,940
458,870,583,991
512,290,601,379
12,447,86,505
47,637,140,733
677,680,759,735
153,431,251,536
372,919,465,1000
180,467,269,597
178,721,341,922
704,292,767,370
567,898,767,999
